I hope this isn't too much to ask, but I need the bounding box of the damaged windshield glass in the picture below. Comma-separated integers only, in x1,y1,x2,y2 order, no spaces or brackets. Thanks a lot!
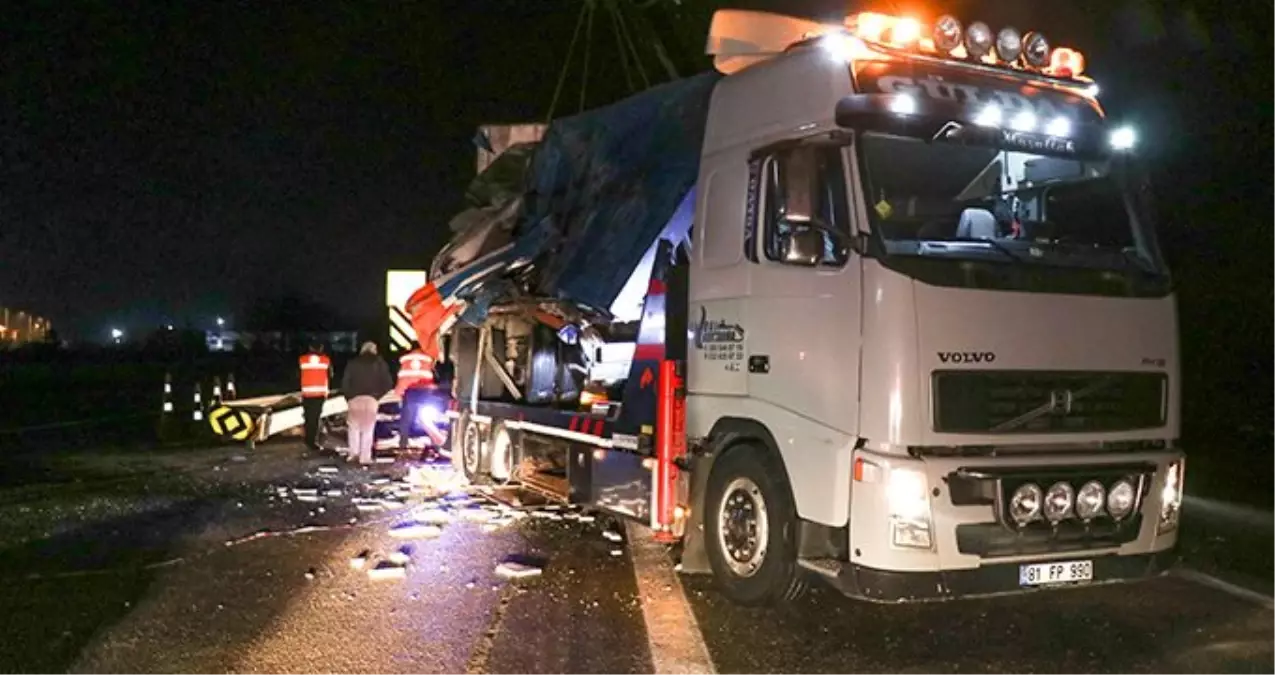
857,133,1166,276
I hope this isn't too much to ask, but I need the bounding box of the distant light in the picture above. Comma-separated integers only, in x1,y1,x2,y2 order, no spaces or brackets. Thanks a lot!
1010,110,1037,132
890,93,917,115
166,324,174,331
974,104,1002,127
1110,125,1137,151
216,317,225,327
110,328,124,342
1045,116,1071,137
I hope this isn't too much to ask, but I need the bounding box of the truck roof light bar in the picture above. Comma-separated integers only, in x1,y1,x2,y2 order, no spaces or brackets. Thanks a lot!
842,11,1091,86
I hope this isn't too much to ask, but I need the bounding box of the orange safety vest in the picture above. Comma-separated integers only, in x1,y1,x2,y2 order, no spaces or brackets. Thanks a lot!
299,352,331,398
396,349,435,392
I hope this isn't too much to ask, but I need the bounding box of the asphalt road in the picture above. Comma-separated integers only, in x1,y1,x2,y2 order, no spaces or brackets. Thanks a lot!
0,441,1269,674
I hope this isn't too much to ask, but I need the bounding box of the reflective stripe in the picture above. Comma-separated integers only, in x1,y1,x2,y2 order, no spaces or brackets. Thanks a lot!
302,386,329,394
398,369,433,379
300,363,329,370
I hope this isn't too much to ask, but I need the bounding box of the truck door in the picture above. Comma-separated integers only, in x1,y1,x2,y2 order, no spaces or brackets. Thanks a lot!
743,142,862,434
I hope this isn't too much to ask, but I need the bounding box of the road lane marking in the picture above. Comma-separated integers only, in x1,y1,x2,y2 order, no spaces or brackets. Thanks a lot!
626,521,716,675
1173,568,1274,610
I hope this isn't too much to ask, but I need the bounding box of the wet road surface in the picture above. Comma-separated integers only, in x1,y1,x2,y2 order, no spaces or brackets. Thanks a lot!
0,441,1269,673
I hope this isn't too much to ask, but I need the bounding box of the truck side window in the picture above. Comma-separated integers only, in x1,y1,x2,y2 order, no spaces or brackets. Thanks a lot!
762,146,850,266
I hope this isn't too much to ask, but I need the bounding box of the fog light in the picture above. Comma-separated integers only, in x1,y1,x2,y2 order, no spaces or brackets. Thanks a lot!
1043,481,1075,523
1107,479,1136,520
1009,482,1043,526
1158,460,1184,534
1076,480,1106,521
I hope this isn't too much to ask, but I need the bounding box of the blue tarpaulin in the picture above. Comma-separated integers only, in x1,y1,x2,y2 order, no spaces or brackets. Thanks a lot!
516,71,722,310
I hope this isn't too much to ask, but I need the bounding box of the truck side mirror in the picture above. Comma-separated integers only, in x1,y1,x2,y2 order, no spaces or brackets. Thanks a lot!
780,146,818,223
780,226,823,267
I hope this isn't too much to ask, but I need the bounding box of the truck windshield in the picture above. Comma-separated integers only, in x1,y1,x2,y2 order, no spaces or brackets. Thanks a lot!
857,132,1167,277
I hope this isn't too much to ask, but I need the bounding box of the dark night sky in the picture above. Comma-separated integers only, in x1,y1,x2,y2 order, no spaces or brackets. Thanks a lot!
0,0,1269,351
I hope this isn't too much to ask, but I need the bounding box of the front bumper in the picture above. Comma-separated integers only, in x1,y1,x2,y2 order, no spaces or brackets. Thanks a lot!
832,549,1178,603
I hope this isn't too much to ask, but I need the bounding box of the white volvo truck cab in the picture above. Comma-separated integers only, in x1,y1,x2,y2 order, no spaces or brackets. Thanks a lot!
682,10,1183,604
438,10,1184,607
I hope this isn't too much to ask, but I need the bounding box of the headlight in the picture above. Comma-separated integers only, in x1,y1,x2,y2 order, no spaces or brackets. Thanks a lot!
932,15,962,53
1022,31,1050,67
887,467,932,549
1008,482,1043,526
1158,460,1184,534
1107,479,1136,520
995,26,1022,63
964,21,993,58
1075,480,1106,521
1043,481,1075,523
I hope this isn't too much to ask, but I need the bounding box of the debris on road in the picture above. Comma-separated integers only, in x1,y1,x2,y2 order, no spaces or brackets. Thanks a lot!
495,560,544,580
389,546,413,565
325,489,343,497
578,514,596,523
389,522,444,539
368,562,407,580
304,568,317,580
350,550,370,570
610,548,624,557
602,530,623,543
317,466,340,474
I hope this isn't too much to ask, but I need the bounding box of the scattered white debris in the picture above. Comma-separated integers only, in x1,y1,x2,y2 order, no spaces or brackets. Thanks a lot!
371,477,392,486
236,502,244,509
562,512,580,521
296,494,322,503
325,489,343,497
231,455,248,462
375,457,396,464
465,580,476,589
543,504,563,511
317,506,326,514
388,546,412,565
416,508,452,525
368,562,407,580
495,561,544,579
350,551,370,569
610,548,624,557
317,466,340,474
602,530,623,543
578,514,596,523
673,563,683,572
461,508,493,522
379,499,407,510
530,510,554,519
546,512,564,522
389,522,443,539
293,487,319,496
304,569,317,580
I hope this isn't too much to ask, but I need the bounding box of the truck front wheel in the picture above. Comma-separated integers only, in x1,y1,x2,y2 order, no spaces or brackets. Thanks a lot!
704,443,807,605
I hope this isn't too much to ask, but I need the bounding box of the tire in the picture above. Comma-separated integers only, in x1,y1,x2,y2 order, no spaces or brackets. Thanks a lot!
487,422,519,482
704,443,808,605
458,414,488,483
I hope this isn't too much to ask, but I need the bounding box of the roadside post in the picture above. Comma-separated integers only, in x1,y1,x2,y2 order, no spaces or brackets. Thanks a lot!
157,371,175,442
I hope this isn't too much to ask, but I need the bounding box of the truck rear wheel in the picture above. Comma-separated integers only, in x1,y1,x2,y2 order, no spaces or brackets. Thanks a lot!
488,421,519,482
704,443,807,605
458,415,488,483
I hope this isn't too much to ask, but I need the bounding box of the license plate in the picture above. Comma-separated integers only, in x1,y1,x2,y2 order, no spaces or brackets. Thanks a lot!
1018,559,1094,587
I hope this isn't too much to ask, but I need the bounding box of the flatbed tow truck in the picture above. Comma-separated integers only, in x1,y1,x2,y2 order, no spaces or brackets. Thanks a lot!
413,9,1186,605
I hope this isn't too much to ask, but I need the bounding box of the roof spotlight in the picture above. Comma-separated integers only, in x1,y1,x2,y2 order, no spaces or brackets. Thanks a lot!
965,21,993,58
1023,31,1050,68
932,15,962,53
996,26,1022,63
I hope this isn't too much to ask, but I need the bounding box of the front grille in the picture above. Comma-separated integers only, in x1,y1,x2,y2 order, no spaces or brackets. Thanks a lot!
933,370,1167,434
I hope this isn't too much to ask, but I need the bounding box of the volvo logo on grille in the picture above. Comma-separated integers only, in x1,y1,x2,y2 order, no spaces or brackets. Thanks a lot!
1048,389,1075,415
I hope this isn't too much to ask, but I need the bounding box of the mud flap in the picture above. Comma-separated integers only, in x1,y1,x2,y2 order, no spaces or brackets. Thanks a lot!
677,450,717,575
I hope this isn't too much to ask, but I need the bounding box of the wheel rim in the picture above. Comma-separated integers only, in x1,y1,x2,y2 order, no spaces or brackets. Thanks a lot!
489,427,512,481
462,423,481,475
716,476,769,578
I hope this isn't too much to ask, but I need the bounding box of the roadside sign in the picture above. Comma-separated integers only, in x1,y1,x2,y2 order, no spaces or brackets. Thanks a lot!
208,405,256,442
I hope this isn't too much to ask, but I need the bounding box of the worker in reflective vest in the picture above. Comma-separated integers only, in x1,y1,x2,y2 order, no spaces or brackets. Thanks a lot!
396,344,438,454
299,342,333,451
